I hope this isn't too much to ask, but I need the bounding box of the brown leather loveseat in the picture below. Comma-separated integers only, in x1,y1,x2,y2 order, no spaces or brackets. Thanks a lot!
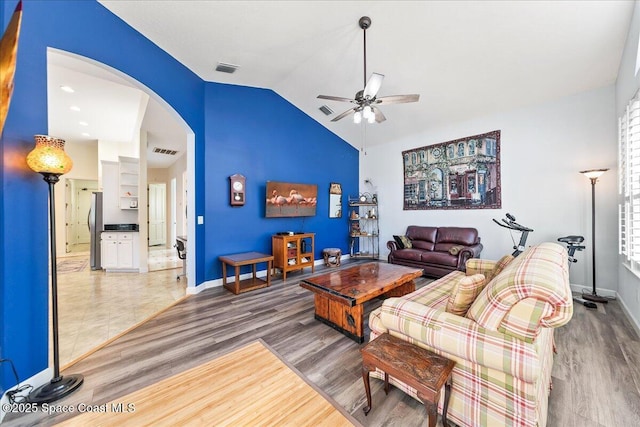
388,226,483,278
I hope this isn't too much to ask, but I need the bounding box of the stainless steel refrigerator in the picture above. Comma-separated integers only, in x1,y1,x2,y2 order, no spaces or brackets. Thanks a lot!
89,192,103,270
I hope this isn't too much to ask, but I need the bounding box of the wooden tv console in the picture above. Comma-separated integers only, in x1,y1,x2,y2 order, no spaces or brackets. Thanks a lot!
272,233,315,280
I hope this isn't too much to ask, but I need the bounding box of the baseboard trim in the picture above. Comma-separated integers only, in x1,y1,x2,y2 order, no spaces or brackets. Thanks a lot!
569,284,617,299
570,283,640,338
190,257,334,295
188,279,221,294
0,367,52,423
616,292,640,338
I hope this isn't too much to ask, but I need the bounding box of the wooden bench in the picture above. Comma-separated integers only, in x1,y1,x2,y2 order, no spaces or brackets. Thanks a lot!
361,333,455,427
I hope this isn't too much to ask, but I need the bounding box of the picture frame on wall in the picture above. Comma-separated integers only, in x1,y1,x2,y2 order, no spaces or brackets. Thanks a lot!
402,130,501,210
265,181,318,217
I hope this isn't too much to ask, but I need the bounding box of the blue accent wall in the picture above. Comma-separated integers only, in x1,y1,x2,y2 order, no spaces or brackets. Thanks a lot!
0,0,6,399
204,83,358,280
0,1,357,392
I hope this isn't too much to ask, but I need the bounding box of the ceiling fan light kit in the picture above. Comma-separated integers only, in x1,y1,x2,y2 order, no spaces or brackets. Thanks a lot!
317,16,419,124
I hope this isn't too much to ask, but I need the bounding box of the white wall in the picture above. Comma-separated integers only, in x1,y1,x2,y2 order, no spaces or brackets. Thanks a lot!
362,85,617,293
137,130,148,272
147,157,187,245
102,160,138,225
148,167,170,246
615,1,640,331
168,153,187,238
97,139,138,188
55,140,99,256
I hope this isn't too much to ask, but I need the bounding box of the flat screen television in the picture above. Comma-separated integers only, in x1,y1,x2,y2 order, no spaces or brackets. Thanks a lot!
266,181,317,218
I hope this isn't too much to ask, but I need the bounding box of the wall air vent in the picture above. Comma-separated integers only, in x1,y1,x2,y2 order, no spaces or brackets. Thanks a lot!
319,105,334,116
153,147,178,156
215,62,239,74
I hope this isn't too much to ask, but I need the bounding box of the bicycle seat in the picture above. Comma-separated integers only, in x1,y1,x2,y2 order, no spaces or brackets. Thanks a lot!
558,235,584,245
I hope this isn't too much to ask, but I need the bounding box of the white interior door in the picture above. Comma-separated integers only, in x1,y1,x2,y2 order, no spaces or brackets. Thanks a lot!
182,172,188,237
170,177,177,246
75,187,93,244
65,180,74,252
148,183,166,246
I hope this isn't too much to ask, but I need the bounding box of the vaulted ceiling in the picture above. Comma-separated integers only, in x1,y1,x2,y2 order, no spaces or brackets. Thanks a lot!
61,1,633,154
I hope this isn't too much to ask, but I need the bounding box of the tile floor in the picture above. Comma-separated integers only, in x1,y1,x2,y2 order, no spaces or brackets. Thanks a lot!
67,242,90,254
57,252,186,366
148,245,182,272
63,243,181,271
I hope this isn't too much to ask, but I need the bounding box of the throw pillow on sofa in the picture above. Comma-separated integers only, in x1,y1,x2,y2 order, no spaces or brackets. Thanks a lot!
445,273,486,316
448,245,465,255
393,235,413,249
485,254,514,282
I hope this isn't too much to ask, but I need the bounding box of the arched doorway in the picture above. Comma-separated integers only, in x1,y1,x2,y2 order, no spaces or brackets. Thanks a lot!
47,48,196,366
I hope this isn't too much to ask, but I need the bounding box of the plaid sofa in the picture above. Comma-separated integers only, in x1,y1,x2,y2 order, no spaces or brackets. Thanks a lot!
368,242,573,427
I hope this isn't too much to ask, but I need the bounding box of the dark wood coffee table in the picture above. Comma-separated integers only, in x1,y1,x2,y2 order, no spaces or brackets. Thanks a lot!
299,262,423,343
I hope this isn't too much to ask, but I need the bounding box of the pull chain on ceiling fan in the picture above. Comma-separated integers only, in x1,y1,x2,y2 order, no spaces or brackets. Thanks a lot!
318,16,419,124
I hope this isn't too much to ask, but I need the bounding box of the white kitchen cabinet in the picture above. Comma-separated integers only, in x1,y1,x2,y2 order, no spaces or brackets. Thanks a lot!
119,156,139,210
102,238,118,269
101,232,139,272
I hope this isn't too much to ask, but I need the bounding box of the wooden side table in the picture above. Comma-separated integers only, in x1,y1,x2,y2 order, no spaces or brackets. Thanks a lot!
219,252,274,295
361,333,455,427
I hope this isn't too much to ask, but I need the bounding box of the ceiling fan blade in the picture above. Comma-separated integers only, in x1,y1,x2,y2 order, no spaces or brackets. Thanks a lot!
375,94,420,105
331,107,356,122
363,73,384,99
373,107,386,123
317,95,356,103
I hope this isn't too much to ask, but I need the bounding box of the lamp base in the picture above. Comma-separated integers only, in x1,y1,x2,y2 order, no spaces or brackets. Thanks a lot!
28,374,84,404
582,293,609,304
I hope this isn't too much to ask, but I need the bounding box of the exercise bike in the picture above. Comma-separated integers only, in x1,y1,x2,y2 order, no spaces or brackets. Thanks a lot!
557,236,597,309
492,214,597,309
492,213,533,256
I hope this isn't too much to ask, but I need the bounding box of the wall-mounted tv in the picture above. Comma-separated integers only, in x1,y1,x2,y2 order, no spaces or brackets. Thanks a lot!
266,181,317,218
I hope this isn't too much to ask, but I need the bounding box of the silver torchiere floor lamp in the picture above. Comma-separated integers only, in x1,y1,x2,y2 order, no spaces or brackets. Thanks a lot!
26,135,84,403
579,168,609,304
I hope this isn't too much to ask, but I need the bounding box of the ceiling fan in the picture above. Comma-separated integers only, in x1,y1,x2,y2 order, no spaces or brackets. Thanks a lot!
318,16,419,124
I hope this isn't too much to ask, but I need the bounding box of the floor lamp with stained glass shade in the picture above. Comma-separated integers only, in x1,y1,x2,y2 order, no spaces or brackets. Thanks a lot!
579,168,610,304
26,135,84,403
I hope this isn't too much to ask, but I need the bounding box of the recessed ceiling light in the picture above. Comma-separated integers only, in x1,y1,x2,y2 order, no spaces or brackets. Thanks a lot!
60,85,75,93
70,105,80,112
81,132,90,137
79,121,88,126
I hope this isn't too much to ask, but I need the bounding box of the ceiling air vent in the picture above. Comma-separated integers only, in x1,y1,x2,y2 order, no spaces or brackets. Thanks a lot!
319,105,334,116
215,62,239,74
153,147,178,156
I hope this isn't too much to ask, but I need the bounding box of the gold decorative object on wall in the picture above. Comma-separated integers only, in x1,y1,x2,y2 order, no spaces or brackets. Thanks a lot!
0,1,22,135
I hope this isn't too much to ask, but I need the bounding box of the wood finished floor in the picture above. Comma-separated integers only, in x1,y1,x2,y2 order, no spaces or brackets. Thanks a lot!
4,260,640,427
